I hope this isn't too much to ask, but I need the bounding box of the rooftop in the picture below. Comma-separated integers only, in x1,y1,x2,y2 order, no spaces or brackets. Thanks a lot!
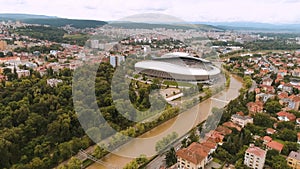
267,141,284,152
246,145,266,158
288,151,300,161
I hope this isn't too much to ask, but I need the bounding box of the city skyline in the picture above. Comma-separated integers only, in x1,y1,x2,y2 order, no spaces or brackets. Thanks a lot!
1,0,300,24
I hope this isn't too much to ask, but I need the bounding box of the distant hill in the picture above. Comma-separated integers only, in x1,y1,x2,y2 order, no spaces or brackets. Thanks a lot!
193,21,300,32
23,18,107,29
0,13,56,20
0,13,107,29
109,22,223,32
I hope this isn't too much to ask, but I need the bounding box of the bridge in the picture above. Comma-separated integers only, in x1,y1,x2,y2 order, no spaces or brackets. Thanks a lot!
78,149,119,169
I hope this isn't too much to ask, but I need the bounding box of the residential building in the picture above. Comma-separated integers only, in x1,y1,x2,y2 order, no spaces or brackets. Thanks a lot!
47,78,63,87
266,128,276,135
277,111,296,121
266,141,284,153
230,113,253,128
244,144,266,169
176,142,214,169
247,101,264,113
222,121,242,131
287,95,300,110
263,136,272,144
16,69,30,78
256,93,275,103
109,55,125,67
287,151,300,169
262,77,273,86
0,40,7,50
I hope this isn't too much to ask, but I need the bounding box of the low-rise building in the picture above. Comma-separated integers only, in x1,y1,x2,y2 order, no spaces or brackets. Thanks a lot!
247,101,264,113
231,113,253,128
16,69,30,78
277,111,296,121
266,128,276,135
244,144,266,169
47,78,63,87
266,141,284,153
176,142,214,169
287,151,300,169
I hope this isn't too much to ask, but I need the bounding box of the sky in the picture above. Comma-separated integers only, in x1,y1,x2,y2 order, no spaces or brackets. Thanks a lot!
1,0,300,24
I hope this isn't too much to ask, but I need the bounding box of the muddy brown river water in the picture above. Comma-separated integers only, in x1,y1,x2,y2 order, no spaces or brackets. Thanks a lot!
87,75,243,169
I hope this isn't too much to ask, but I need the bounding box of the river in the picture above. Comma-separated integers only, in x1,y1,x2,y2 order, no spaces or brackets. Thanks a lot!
87,75,243,169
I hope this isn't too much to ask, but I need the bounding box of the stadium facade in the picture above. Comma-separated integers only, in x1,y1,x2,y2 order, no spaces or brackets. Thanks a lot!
134,52,221,83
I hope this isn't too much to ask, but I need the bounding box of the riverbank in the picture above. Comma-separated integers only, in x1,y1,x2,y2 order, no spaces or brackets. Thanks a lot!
87,74,243,169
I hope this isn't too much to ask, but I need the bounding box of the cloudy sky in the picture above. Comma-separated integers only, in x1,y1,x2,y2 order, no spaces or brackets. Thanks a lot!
1,0,300,23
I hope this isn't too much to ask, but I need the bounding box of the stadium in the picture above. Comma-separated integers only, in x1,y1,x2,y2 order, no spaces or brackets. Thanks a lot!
134,52,221,83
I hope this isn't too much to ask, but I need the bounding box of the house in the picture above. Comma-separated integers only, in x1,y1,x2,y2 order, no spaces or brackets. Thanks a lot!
278,69,288,77
279,83,293,93
296,118,300,125
266,128,276,135
263,136,272,144
47,78,63,87
266,141,284,153
287,151,300,169
260,84,275,93
256,93,275,103
244,144,266,169
292,68,300,77
262,77,273,86
205,130,224,145
245,68,254,75
287,95,300,110
277,111,296,121
176,142,214,169
278,92,289,100
215,126,232,136
231,113,253,128
247,101,264,113
222,121,242,131
16,69,30,78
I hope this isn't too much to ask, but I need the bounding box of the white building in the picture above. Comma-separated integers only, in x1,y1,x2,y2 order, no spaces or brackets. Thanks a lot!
231,114,253,128
90,40,99,49
244,144,266,169
109,55,125,68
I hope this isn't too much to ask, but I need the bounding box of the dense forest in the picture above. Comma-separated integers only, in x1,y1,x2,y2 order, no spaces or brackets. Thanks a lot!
0,59,189,168
23,18,107,29
0,66,91,168
13,26,89,46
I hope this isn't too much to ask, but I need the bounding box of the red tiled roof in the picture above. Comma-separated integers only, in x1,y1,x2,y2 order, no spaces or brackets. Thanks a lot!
222,122,242,131
278,92,289,99
263,136,272,142
215,126,232,136
246,146,266,158
176,142,209,165
267,141,284,152
266,128,276,134
277,111,296,121
289,95,300,102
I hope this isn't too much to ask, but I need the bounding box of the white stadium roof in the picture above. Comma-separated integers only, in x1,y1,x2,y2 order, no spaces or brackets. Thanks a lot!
135,61,220,77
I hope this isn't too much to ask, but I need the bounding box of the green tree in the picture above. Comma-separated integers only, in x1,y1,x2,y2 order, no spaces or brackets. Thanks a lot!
165,147,177,167
265,100,282,115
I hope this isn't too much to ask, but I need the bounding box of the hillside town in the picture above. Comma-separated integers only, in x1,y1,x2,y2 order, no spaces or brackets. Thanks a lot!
2,19,300,169
170,51,300,169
